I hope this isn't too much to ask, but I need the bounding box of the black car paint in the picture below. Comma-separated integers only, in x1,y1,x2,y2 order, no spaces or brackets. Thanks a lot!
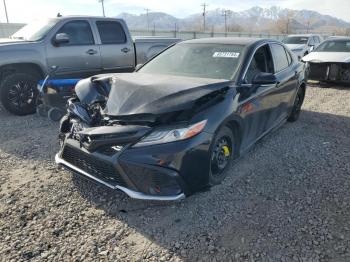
57,38,306,199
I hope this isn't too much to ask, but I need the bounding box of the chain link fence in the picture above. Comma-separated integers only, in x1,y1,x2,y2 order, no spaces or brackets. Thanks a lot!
130,29,288,41
1,23,330,41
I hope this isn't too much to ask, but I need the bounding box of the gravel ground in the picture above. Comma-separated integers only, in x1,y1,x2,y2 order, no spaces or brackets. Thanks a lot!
0,84,349,262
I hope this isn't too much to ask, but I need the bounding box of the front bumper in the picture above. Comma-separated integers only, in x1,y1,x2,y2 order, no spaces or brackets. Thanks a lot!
56,132,212,201
55,153,185,201
307,62,350,83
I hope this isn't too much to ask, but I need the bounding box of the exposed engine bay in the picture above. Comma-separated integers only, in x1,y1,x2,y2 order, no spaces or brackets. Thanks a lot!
308,62,350,83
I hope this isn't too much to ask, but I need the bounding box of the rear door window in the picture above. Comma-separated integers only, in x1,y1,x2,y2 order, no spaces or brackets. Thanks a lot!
96,21,127,44
56,20,94,46
270,44,290,73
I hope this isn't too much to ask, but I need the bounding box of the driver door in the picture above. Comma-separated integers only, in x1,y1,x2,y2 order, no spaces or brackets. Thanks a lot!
239,44,281,150
46,19,102,78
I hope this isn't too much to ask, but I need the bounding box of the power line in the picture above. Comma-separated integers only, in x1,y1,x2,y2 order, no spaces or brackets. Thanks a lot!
201,3,208,32
145,8,151,32
3,0,9,23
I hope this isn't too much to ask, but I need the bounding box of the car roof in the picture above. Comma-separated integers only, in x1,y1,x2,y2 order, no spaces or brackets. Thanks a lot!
327,36,350,40
286,34,316,37
56,15,123,21
181,37,276,46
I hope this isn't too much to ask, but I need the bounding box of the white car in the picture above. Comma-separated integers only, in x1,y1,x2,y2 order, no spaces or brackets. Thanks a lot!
302,37,350,83
283,34,322,59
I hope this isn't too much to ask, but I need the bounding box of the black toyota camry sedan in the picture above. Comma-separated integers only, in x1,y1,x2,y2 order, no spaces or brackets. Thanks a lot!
56,37,306,201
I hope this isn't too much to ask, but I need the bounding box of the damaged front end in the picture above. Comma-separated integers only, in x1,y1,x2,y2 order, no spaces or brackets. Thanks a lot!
307,62,350,83
56,73,231,200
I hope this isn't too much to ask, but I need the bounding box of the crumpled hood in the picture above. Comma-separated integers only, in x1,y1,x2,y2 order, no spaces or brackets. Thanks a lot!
105,73,231,116
286,44,306,51
303,52,350,63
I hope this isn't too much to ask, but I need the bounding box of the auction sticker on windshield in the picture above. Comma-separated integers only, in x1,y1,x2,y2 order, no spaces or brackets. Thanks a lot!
213,52,240,58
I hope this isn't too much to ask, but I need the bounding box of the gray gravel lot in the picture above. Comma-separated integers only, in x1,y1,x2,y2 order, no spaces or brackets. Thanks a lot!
0,85,349,262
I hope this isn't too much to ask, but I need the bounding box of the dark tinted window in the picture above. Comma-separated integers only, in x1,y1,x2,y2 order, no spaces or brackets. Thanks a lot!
270,44,290,72
96,21,126,44
57,20,94,46
244,44,274,83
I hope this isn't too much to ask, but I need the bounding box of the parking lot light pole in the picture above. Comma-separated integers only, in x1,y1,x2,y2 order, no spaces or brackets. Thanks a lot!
3,0,9,23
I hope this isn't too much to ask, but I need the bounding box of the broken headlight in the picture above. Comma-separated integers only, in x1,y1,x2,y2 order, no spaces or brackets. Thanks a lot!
133,120,207,147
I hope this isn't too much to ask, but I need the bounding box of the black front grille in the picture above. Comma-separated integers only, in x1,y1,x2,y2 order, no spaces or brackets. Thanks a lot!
62,145,126,187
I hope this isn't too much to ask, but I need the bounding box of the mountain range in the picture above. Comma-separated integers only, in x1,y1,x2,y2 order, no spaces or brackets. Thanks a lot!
117,6,350,34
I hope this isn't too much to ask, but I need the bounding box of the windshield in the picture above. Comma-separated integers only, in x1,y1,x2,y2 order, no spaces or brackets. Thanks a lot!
139,43,244,80
315,40,350,52
283,36,309,45
11,19,58,41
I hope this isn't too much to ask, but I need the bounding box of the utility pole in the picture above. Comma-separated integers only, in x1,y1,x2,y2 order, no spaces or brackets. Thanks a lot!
145,8,151,32
201,3,208,32
174,22,177,37
3,0,9,23
222,10,231,34
98,0,106,17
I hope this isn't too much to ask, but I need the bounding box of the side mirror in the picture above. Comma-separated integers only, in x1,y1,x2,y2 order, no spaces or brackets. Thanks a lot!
252,72,277,85
53,33,70,46
135,64,143,71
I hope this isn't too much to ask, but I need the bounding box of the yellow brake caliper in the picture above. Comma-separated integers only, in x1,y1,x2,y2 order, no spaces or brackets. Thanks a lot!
222,145,230,157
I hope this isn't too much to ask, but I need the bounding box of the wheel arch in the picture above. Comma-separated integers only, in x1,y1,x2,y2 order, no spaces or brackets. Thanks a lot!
299,81,306,101
225,118,243,157
0,63,45,84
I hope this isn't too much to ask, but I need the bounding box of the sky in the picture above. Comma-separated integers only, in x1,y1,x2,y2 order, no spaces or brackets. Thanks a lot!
1,0,350,23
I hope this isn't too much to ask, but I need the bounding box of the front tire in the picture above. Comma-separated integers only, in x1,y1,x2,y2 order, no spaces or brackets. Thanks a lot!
209,126,235,186
0,72,39,115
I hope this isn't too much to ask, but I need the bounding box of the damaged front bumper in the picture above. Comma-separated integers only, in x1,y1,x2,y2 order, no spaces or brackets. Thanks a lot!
307,62,350,83
55,154,185,201
56,131,212,201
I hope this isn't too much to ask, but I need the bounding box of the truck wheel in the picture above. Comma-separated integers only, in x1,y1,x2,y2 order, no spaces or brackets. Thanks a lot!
0,72,39,115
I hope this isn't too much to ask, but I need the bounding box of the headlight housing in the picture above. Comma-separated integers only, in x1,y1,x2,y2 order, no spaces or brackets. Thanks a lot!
134,120,207,147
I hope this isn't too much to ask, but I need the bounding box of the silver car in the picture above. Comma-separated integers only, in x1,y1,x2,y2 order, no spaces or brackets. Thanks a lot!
283,34,323,59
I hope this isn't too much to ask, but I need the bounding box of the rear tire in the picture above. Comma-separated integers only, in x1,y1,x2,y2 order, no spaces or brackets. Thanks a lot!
0,72,40,115
288,87,305,122
209,126,235,186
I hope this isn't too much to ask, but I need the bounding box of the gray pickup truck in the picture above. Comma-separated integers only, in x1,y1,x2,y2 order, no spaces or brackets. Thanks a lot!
0,16,180,115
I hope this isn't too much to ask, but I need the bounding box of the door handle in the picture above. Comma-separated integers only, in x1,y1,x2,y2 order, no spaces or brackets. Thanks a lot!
121,47,131,53
86,49,98,55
